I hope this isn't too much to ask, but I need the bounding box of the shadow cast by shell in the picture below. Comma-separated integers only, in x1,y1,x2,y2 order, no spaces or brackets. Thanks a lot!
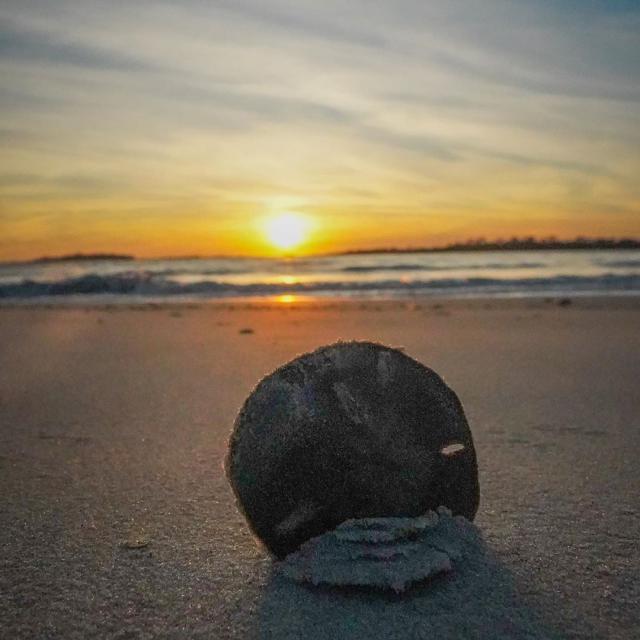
246,526,564,640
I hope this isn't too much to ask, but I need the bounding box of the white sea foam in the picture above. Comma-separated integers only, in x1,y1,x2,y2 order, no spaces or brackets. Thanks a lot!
1,250,639,301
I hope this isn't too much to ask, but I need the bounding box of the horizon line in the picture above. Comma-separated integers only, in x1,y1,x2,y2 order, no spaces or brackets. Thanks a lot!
3,236,640,266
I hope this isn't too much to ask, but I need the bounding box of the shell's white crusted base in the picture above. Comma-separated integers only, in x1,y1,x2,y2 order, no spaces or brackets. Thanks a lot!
278,507,479,593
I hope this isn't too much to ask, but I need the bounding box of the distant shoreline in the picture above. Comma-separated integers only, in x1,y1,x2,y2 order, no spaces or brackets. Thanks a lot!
2,238,639,265
333,238,640,256
31,253,135,264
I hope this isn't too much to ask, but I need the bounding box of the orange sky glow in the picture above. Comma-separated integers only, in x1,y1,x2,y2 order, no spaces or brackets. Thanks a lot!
1,1,639,261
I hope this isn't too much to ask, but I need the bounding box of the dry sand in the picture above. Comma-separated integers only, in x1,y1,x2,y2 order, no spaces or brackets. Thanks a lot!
1,297,639,639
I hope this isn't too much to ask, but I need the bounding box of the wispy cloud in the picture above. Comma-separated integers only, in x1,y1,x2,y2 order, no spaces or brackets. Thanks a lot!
1,0,639,258
0,19,157,72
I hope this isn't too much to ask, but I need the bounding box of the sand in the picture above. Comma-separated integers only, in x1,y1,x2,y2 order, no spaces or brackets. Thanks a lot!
1,297,638,639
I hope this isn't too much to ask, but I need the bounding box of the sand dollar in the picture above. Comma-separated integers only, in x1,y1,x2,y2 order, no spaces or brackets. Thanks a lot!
226,341,479,558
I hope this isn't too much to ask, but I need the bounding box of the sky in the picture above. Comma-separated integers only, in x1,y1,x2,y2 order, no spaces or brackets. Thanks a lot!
1,0,639,259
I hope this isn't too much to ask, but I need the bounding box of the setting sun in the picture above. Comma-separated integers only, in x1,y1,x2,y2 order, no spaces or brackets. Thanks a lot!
264,213,309,252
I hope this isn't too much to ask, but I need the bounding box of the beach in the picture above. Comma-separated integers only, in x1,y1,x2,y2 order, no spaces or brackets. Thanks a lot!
1,297,639,639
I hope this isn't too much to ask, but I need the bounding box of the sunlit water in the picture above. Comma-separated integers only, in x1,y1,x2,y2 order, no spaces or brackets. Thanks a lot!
0,250,638,303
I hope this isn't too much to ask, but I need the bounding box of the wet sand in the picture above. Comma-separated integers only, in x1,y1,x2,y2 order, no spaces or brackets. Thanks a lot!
1,297,639,639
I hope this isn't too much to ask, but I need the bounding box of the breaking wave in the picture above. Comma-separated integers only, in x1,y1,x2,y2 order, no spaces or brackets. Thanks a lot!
340,262,545,273
1,272,638,300
597,259,640,268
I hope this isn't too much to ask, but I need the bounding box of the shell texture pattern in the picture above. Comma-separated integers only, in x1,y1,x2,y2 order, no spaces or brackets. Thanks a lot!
226,341,480,558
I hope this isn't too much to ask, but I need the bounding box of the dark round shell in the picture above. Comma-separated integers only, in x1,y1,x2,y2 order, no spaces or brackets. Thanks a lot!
225,341,479,558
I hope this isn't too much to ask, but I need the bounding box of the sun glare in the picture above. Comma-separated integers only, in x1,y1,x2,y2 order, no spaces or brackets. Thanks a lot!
264,213,309,252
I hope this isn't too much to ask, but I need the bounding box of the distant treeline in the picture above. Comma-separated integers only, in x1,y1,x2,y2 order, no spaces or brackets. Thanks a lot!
340,237,640,255
6,238,640,265
31,253,134,264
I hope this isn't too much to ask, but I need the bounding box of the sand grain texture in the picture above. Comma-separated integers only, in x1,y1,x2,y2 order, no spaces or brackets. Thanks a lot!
0,298,638,639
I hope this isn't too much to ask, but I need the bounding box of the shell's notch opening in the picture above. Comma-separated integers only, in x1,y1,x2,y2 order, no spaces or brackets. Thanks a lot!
441,442,466,457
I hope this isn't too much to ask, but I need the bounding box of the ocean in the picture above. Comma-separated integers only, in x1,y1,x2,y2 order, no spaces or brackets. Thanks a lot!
0,250,638,303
